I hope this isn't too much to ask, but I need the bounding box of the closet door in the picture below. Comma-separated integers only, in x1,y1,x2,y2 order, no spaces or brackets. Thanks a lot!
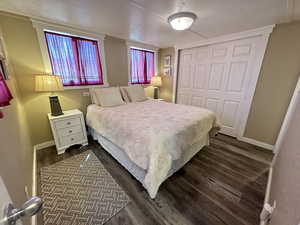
177,36,261,137
177,48,194,105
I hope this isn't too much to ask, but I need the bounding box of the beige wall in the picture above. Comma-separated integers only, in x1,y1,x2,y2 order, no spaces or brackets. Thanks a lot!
0,59,33,225
269,93,300,225
0,12,158,145
104,36,129,86
164,22,300,145
0,13,158,225
5,11,298,148
244,21,300,145
158,47,175,102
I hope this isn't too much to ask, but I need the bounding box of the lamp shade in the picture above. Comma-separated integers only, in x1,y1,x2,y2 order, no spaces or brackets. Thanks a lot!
151,76,162,87
35,75,64,92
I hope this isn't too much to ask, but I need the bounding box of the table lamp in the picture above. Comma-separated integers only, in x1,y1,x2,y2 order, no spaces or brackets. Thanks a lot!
35,74,64,116
151,76,162,99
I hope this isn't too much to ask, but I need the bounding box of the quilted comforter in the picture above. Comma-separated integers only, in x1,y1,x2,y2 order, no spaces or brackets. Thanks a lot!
86,99,219,198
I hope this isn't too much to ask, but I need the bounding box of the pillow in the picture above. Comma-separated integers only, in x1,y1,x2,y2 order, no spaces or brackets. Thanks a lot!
93,87,125,107
89,88,99,105
119,86,131,103
125,85,147,102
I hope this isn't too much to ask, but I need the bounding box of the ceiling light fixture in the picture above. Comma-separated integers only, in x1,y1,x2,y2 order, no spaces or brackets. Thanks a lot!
168,12,197,31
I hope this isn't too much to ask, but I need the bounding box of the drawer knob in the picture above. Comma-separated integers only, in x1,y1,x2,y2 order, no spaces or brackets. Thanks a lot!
67,122,71,125
71,138,74,141
69,130,72,133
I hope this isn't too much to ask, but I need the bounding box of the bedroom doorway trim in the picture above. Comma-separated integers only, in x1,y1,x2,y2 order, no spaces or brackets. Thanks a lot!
172,25,275,141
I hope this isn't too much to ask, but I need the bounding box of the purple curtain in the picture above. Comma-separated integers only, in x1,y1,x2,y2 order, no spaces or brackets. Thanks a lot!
45,33,79,85
145,51,154,82
77,39,103,85
45,32,103,86
0,67,13,118
130,48,154,84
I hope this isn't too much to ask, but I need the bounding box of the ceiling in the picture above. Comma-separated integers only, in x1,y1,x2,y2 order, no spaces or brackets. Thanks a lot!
0,0,299,48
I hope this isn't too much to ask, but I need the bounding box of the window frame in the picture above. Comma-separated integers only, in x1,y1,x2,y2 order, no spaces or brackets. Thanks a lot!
32,20,109,89
129,47,155,85
126,41,158,85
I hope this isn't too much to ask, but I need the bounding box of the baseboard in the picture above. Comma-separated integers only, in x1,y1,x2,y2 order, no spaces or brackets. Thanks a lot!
32,140,56,225
260,167,273,225
34,140,55,151
238,137,274,151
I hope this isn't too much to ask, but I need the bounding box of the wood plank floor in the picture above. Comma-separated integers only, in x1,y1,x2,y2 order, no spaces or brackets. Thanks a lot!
36,134,273,225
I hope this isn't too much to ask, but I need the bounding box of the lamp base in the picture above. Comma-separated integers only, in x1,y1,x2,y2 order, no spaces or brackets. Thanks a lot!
153,87,159,99
49,96,63,116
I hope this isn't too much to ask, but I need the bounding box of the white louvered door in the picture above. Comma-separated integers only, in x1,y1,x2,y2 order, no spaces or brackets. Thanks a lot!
177,36,261,137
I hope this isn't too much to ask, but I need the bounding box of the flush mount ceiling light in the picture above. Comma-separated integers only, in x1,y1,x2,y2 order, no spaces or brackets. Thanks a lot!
168,12,197,31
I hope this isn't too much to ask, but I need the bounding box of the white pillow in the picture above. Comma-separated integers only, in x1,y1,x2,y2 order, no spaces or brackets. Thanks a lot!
125,85,147,102
93,87,125,107
89,88,99,105
120,86,131,103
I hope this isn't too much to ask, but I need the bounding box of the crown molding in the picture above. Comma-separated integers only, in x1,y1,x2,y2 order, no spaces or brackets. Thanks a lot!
0,10,30,21
175,24,275,50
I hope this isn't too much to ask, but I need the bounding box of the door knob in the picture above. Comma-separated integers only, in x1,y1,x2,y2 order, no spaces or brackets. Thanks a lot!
2,197,43,225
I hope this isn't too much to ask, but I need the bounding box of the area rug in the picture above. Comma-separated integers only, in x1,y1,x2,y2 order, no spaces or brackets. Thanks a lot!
40,150,130,225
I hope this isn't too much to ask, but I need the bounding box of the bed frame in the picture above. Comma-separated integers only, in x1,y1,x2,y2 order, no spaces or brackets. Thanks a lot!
89,127,210,190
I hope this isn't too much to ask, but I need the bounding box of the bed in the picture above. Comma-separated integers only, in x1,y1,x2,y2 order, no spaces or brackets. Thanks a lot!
86,97,219,199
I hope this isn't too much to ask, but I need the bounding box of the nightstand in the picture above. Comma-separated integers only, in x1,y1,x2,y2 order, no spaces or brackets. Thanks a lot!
48,109,88,154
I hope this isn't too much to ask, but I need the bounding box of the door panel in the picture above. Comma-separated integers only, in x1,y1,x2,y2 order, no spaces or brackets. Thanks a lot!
177,36,261,137
232,44,252,57
191,96,204,107
178,52,193,90
226,61,248,92
193,64,207,89
221,100,239,127
212,47,227,58
177,93,190,105
206,98,219,113
208,63,225,91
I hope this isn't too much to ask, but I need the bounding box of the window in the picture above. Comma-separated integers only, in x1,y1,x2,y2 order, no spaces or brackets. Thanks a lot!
45,31,103,86
130,48,155,84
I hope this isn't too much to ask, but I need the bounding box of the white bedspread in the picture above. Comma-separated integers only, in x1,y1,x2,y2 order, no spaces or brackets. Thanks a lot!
86,100,219,198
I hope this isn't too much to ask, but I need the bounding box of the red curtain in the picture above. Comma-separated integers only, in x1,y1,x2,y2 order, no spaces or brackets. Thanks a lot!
0,67,13,118
45,32,103,86
130,48,154,84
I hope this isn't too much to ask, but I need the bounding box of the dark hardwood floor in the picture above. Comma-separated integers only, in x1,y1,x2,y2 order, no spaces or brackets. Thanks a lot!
36,134,273,225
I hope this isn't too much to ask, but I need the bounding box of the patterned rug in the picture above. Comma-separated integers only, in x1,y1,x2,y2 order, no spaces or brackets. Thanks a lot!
40,150,130,225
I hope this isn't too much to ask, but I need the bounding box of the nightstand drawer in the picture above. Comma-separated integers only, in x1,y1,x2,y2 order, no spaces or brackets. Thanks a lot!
58,125,82,137
59,133,84,147
54,117,81,129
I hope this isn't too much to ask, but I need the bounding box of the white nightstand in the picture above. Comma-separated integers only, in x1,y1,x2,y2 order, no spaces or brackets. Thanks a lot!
48,109,88,154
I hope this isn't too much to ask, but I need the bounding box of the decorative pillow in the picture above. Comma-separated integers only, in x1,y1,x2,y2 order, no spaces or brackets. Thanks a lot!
120,86,131,103
93,87,125,107
125,85,147,102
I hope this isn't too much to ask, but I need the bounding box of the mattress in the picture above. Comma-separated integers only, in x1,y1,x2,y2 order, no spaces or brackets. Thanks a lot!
89,127,209,187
